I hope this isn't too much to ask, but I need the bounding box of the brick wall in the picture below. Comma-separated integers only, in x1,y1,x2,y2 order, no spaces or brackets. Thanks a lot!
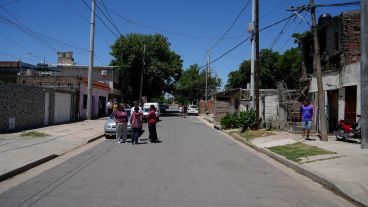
340,11,360,66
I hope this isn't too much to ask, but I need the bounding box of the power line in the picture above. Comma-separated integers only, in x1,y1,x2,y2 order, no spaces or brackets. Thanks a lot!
198,13,298,70
210,0,252,50
269,15,295,50
80,0,119,38
94,0,121,36
106,6,248,40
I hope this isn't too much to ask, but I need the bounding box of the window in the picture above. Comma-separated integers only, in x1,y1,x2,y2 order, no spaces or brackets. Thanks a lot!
83,95,87,109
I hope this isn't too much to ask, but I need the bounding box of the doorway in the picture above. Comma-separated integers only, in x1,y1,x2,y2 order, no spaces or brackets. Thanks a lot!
344,86,357,124
327,90,338,133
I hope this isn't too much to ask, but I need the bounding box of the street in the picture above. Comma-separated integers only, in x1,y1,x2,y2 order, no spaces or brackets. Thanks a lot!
0,110,354,207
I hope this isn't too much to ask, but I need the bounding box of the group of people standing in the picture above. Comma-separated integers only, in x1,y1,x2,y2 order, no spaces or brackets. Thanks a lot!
111,100,159,145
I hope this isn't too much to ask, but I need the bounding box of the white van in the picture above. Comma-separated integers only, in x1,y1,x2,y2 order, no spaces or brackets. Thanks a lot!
143,102,160,121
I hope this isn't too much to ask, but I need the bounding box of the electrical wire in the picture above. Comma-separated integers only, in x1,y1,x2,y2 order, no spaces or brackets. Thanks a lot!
106,6,248,40
198,13,298,70
80,0,119,38
94,0,122,36
210,0,252,50
269,15,295,50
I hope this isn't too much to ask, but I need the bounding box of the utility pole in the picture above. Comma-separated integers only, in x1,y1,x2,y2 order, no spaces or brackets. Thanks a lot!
310,0,328,141
139,44,145,105
248,0,256,109
361,0,368,149
205,49,210,114
255,0,260,129
87,0,96,120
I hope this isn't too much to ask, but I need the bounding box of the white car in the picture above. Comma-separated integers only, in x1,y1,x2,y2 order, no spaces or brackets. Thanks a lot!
187,105,198,116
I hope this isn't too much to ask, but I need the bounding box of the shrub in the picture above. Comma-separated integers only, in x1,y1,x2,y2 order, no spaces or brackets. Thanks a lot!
237,110,257,131
220,113,238,129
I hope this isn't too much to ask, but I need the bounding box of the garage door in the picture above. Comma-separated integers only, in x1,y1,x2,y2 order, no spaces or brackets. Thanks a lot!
54,92,71,123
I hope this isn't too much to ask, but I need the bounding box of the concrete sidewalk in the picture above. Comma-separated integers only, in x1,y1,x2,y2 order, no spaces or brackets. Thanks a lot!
0,119,106,182
200,115,368,207
245,133,368,207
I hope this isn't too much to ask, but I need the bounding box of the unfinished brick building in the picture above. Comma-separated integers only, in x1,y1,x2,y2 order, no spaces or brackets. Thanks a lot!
307,11,361,132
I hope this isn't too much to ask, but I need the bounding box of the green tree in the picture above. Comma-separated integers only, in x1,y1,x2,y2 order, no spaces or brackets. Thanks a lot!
110,33,183,103
225,48,303,90
174,64,221,104
259,49,281,88
277,48,303,89
225,60,251,90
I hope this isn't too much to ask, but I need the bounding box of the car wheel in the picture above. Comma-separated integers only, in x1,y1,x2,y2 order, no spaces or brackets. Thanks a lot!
104,134,110,139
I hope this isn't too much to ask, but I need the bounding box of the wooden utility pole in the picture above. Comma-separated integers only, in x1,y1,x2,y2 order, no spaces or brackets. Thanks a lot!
87,0,96,120
139,44,145,105
310,0,328,141
255,0,260,129
361,0,368,149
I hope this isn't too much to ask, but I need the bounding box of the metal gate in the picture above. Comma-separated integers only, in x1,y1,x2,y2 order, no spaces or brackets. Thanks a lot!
54,92,71,123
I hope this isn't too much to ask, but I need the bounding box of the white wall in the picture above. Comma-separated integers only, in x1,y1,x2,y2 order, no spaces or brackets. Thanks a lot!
309,62,360,121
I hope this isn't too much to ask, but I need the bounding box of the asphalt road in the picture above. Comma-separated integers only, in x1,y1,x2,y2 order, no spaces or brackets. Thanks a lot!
0,110,354,207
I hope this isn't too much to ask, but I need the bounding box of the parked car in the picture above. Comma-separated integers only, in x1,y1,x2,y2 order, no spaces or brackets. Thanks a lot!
187,105,199,116
104,109,132,138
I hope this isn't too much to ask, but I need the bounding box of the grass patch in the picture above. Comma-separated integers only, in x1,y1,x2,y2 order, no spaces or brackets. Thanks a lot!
236,129,277,141
268,142,336,163
21,131,49,138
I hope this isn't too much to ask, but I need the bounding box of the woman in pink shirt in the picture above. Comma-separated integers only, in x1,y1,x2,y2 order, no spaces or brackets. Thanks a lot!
130,106,143,145
114,104,128,143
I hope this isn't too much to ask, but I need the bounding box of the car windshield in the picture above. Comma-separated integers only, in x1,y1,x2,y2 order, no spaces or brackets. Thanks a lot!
189,105,198,109
144,108,150,112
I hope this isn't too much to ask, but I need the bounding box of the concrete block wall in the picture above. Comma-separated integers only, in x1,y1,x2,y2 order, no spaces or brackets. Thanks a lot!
0,83,52,132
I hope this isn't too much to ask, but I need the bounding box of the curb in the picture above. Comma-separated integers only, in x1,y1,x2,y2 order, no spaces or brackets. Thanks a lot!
227,132,367,207
87,134,104,143
0,155,58,182
0,133,104,183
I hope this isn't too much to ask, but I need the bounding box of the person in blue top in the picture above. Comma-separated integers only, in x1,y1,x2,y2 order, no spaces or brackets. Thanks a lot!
300,99,314,140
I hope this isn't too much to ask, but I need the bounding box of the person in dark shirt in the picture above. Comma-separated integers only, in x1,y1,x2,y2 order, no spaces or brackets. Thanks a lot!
147,105,159,143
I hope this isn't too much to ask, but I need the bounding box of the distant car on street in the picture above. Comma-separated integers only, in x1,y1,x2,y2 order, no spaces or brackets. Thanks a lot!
187,105,199,116
104,109,132,138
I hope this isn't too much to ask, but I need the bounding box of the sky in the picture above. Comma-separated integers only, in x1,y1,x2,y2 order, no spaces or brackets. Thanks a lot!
0,0,360,89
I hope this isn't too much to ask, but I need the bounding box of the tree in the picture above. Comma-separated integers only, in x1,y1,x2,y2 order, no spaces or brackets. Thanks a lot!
277,48,303,89
174,64,221,104
225,48,303,90
225,60,251,90
259,49,281,88
110,33,183,103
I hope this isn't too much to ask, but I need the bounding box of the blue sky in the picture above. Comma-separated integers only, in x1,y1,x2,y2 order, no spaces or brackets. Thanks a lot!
0,0,360,88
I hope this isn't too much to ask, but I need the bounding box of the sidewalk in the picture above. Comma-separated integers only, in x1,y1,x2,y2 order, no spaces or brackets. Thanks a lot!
200,115,368,207
0,119,106,182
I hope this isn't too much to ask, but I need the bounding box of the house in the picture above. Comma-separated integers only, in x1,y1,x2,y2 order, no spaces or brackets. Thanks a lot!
306,11,360,133
213,88,296,130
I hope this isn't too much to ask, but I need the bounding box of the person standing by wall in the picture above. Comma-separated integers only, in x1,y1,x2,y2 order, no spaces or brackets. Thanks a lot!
147,105,159,143
107,99,113,115
114,104,128,143
300,99,314,140
130,106,143,145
